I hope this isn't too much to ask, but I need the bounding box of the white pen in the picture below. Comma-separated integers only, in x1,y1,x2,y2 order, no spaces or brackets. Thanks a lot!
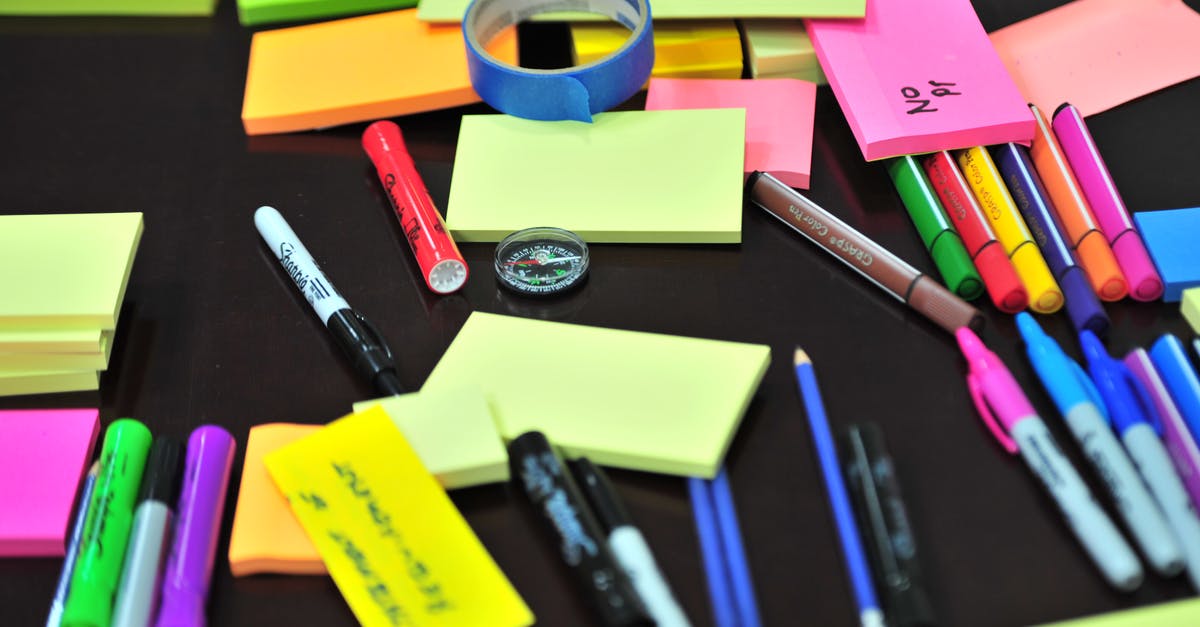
1083,334,1200,589
960,327,1143,591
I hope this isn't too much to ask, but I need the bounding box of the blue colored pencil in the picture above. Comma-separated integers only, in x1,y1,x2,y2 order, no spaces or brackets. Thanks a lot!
794,348,884,627
688,476,737,627
710,468,761,627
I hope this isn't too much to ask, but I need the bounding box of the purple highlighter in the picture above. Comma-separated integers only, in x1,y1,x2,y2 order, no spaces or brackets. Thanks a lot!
156,426,236,627
1125,349,1200,511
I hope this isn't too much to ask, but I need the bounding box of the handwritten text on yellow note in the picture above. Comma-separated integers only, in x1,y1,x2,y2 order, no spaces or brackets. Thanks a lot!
264,406,533,627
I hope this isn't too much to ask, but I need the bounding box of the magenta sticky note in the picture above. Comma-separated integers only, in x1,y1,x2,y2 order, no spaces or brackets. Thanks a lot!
805,0,1034,161
645,77,817,189
0,409,99,556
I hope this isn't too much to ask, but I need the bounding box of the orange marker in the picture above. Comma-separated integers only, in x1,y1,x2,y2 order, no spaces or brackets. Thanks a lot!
1027,104,1127,301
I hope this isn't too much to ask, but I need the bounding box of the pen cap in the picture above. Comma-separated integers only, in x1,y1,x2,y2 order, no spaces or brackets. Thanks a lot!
974,243,1028,313
157,426,236,627
1110,233,1163,301
568,457,633,534
1076,233,1128,301
139,437,185,505
1011,244,1064,314
1059,268,1110,337
928,231,984,301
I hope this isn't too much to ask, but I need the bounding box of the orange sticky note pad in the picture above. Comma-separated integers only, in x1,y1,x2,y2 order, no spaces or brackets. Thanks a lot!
227,423,325,576
990,0,1200,118
242,9,517,135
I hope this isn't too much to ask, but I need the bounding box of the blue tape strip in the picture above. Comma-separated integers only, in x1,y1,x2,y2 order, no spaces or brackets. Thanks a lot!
462,0,654,122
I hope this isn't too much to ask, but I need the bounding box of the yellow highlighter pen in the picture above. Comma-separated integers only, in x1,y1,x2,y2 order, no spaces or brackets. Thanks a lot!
956,147,1064,313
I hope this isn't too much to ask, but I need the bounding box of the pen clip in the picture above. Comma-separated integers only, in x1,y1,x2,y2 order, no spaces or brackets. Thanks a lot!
1121,365,1164,436
352,309,396,365
1071,360,1111,423
966,373,1017,454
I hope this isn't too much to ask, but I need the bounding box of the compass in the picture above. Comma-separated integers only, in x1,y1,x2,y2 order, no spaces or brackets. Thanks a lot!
494,227,589,296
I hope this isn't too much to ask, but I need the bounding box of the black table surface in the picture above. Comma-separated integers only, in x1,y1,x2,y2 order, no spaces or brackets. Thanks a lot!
3,1,1200,625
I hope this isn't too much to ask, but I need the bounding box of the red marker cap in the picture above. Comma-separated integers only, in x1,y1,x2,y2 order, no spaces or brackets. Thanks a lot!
363,121,468,294
974,243,1028,313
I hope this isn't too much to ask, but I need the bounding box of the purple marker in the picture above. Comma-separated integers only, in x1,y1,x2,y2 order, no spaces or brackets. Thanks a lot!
156,426,236,627
1125,349,1200,510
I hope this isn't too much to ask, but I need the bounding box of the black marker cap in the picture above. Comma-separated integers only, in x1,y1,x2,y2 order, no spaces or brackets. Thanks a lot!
138,437,185,506
567,457,632,534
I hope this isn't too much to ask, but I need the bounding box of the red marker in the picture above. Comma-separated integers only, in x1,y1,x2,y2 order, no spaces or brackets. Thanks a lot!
363,121,468,294
922,151,1028,313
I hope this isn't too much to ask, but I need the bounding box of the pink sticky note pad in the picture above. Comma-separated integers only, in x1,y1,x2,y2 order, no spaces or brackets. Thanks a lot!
805,0,1033,161
0,409,99,556
645,77,817,189
990,0,1200,118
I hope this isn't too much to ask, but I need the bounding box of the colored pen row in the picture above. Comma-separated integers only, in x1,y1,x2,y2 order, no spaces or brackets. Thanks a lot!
959,321,1200,592
48,421,236,627
891,103,1162,327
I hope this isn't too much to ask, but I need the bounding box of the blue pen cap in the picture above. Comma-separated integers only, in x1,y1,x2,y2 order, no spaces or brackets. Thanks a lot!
1060,268,1110,337
1080,330,1153,434
1150,334,1200,436
1016,312,1098,415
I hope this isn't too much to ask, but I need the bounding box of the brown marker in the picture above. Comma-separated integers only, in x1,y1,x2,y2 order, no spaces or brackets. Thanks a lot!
748,172,984,335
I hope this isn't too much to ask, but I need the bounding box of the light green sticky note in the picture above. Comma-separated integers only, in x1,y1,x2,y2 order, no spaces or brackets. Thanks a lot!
0,213,142,331
1036,598,1200,626
352,387,508,487
0,332,113,372
1182,287,1200,335
237,0,414,26
739,19,827,84
422,312,771,477
418,0,865,23
0,370,98,398
0,328,106,354
0,0,217,15
447,109,746,243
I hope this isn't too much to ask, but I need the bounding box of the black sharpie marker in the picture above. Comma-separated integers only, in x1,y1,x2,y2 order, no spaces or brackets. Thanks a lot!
508,431,653,627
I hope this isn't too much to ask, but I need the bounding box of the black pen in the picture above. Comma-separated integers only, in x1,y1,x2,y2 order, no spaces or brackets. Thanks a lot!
508,432,653,627
569,457,691,627
843,423,937,627
254,205,404,396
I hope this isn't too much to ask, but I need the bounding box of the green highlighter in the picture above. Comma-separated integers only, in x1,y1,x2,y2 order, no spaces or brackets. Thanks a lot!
62,418,152,627
887,156,984,300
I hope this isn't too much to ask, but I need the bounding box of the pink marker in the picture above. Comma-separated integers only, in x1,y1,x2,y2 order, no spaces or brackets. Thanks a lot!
1051,103,1163,301
956,327,1142,591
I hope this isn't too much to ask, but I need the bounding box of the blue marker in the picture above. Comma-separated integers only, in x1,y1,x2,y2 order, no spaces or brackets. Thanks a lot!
1016,314,1173,575
46,463,99,627
991,144,1109,335
1082,332,1200,589
1150,335,1200,458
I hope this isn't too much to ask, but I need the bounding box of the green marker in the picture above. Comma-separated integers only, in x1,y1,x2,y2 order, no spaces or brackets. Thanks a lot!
887,156,984,300
62,418,152,627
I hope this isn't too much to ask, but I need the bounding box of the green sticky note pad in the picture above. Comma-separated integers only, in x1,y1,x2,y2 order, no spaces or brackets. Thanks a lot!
0,0,216,15
352,387,509,488
1036,598,1200,626
422,312,771,477
447,109,746,243
0,213,142,331
237,0,415,26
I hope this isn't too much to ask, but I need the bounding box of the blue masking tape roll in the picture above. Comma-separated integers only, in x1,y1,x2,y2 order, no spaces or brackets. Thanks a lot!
463,0,654,122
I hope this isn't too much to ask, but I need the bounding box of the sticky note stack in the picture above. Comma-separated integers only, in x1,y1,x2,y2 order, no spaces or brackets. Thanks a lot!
570,20,743,81
738,20,826,84
0,213,144,396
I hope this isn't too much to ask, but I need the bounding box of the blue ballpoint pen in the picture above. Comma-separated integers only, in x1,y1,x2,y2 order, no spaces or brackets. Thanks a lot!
46,462,99,627
1016,314,1176,576
1080,331,1200,588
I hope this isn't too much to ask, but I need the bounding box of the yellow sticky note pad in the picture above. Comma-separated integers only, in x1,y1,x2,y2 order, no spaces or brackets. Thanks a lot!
265,407,533,627
0,370,98,398
242,9,517,135
571,20,743,80
1183,287,1200,335
1036,597,1200,626
422,312,771,477
447,109,746,243
353,387,508,488
0,213,142,330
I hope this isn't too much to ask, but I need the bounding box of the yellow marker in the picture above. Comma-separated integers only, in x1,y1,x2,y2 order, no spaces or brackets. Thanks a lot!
265,406,534,627
956,147,1064,313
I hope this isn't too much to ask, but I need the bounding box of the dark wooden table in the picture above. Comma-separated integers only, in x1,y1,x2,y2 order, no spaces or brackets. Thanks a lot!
3,1,1199,625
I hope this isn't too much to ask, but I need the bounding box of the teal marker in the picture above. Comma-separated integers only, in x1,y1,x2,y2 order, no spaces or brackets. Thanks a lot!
887,156,984,300
62,419,153,627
